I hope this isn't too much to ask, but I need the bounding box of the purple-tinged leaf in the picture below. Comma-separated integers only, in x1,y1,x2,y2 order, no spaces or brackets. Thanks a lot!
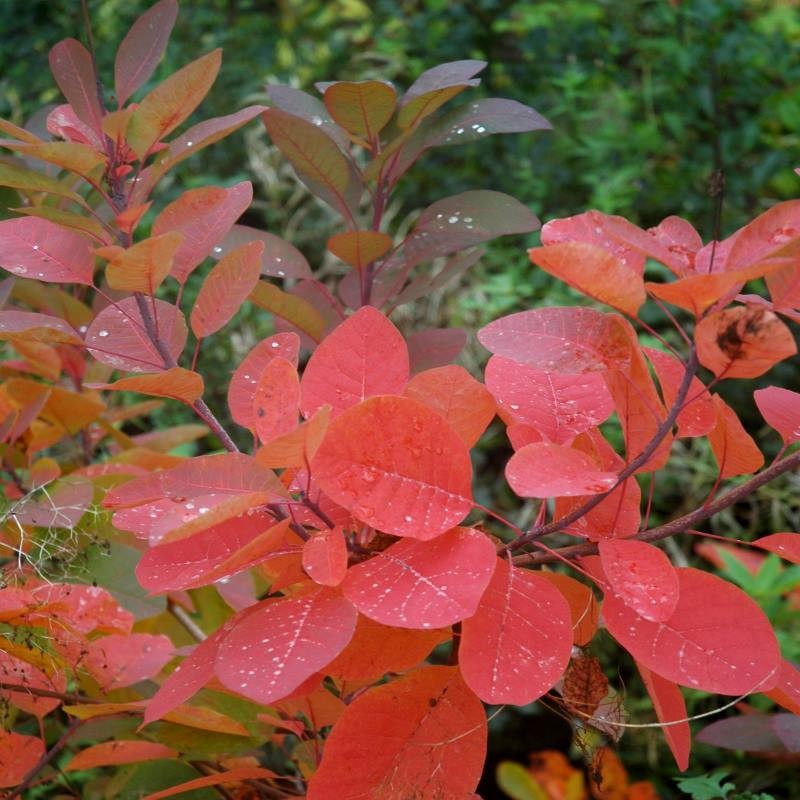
266,84,350,149
427,98,551,147
407,327,466,374
115,0,179,106
86,297,186,373
395,247,485,306
213,224,311,279
696,713,800,754
0,217,94,284
402,60,486,101
401,190,539,270
478,307,631,373
48,38,104,136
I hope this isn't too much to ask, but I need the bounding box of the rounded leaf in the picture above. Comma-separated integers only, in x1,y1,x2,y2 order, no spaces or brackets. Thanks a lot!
343,527,496,628
459,558,573,704
603,567,780,694
313,395,473,538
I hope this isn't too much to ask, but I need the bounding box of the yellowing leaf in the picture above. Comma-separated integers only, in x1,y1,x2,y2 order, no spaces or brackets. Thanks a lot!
249,280,326,342
327,230,393,270
127,49,222,159
323,80,397,140
105,232,183,293
92,367,204,404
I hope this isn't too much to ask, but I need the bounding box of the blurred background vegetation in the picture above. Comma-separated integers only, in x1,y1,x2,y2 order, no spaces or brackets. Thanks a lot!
1,1,799,798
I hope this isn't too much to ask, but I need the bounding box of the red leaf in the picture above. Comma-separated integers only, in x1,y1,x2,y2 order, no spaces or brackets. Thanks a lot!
152,182,253,284
764,659,800,715
0,310,82,346
300,306,409,418
0,650,66,717
459,558,572,705
752,533,800,564
126,49,222,159
406,327,468,374
506,442,617,498
644,347,715,437
104,452,286,509
83,633,173,690
136,513,294,592
696,306,797,379
114,0,178,106
66,740,178,771
530,242,646,316
724,199,800,271
343,527,496,628
0,217,94,284
599,539,679,622
401,190,539,270
540,210,647,274
303,527,349,586
49,38,104,136
211,223,312,279
215,588,357,704
646,215,703,275
227,332,300,431
603,567,780,694
538,572,599,646
0,730,45,788
190,240,264,337
754,386,800,445
86,297,187,373
326,615,448,681
405,364,495,447
313,395,473,539
637,662,691,771
307,666,486,800
708,395,764,479
253,356,300,445
144,622,232,725
256,404,331,469
478,307,630,372
485,355,613,444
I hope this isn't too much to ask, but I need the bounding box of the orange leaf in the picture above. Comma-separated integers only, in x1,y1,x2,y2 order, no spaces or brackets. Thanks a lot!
695,305,797,379
253,356,300,445
0,731,45,788
66,740,177,771
92,367,203,404
708,395,764,478
126,49,222,158
530,242,646,316
105,233,182,293
256,404,331,468
141,767,278,800
327,230,394,269
539,572,599,646
249,280,326,343
190,240,264,337
323,80,397,140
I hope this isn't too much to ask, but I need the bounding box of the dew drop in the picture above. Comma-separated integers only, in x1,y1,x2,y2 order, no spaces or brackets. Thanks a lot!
213,246,223,254
98,330,109,337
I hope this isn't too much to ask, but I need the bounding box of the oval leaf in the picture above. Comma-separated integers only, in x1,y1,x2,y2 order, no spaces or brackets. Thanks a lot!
459,558,573,705
86,297,187,373
323,80,397,139
327,230,393,270
302,526,349,586
506,442,617,498
754,386,800,445
603,567,780,694
307,666,486,800
93,367,203,404
313,395,473,538
191,240,264,337
599,539,679,622
343,527,496,628
300,306,409,418
215,588,357,704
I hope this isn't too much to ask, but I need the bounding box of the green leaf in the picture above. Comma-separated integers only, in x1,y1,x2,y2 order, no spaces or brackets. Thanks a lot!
496,761,549,800
674,770,735,800
0,161,87,206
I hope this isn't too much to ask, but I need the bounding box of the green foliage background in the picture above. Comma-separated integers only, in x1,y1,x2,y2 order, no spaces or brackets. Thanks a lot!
1,1,799,798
